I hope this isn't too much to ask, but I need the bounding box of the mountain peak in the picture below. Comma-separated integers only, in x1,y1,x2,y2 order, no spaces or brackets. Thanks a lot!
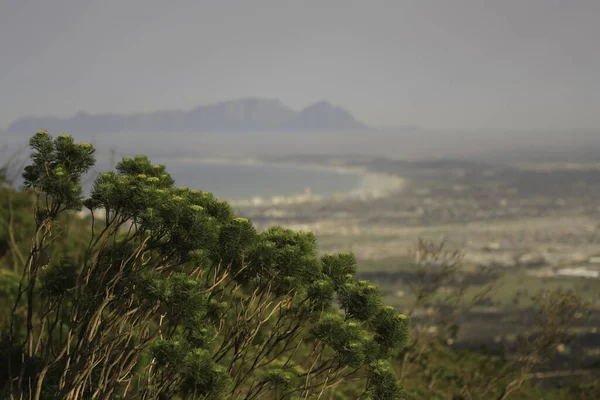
301,100,338,111
293,100,367,131
5,98,369,134
311,99,333,106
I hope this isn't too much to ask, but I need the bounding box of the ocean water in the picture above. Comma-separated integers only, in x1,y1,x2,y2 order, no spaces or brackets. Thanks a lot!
75,156,362,202
2,145,364,202
152,159,361,201
1,134,372,202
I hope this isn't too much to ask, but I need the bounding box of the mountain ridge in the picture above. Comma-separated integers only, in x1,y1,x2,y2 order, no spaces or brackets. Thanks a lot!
5,98,370,134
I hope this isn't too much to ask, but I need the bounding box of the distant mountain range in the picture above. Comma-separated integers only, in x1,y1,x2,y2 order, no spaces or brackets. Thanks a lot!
5,98,370,134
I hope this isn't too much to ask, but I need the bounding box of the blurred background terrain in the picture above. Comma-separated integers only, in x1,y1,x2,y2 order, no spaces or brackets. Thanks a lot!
2,0,600,397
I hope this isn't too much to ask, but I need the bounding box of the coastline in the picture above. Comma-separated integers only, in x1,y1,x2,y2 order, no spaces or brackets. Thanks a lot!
157,156,406,206
165,156,369,174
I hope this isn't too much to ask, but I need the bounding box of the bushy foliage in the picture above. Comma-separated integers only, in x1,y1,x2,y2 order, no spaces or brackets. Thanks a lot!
1,132,411,400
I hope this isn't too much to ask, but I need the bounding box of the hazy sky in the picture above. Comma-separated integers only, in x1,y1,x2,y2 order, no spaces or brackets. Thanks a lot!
1,0,599,130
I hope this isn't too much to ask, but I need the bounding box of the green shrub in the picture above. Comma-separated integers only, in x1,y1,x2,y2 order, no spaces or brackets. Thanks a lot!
2,131,410,400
